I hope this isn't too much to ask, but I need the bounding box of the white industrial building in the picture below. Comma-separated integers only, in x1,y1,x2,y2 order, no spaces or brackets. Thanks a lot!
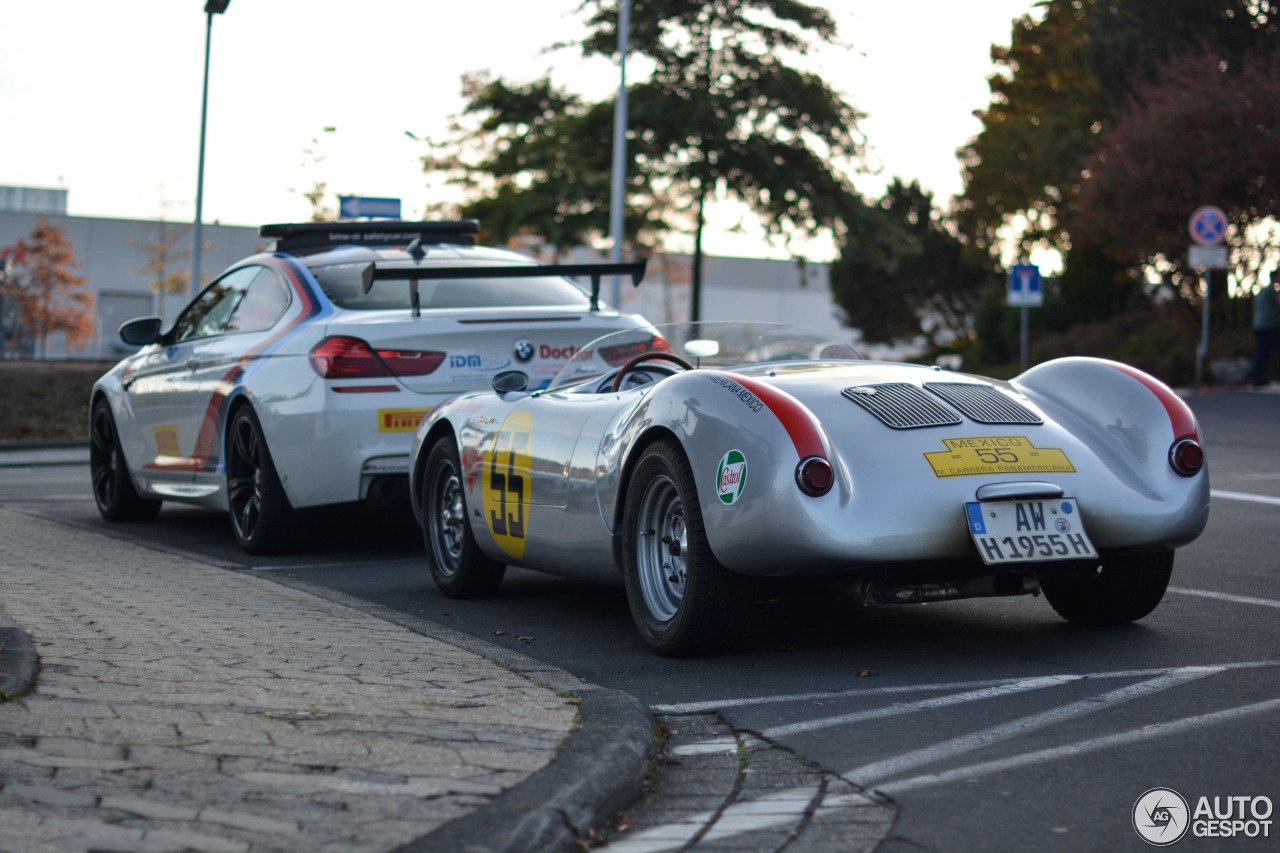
1,190,852,359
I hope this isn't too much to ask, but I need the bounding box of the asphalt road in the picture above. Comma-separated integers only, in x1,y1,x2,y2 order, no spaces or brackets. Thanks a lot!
3,390,1278,852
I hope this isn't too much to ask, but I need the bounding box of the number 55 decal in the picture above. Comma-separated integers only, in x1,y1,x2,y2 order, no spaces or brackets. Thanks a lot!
482,411,533,559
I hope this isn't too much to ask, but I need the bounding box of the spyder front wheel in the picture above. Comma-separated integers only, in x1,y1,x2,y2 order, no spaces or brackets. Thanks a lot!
422,437,505,597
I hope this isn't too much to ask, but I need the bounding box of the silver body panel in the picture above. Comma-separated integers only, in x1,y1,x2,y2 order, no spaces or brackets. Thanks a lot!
411,352,1210,585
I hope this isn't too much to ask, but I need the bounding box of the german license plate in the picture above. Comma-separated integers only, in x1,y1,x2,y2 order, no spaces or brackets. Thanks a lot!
964,498,1098,565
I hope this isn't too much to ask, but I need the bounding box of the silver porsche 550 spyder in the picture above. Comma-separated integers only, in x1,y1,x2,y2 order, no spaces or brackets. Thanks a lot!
408,322,1209,656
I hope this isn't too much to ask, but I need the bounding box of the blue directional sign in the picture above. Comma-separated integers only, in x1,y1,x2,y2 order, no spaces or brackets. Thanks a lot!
338,196,402,219
1007,263,1043,307
1188,205,1227,246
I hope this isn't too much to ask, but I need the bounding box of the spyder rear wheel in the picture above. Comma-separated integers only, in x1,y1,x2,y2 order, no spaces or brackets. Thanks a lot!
226,406,298,555
89,398,162,522
622,440,756,656
1041,551,1174,625
422,437,505,597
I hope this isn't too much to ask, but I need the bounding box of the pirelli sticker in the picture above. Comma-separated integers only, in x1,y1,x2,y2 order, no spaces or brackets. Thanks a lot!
924,435,1075,478
377,408,432,433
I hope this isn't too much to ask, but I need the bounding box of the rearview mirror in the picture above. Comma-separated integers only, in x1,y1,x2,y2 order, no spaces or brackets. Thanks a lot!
119,317,162,346
492,371,529,393
684,339,720,359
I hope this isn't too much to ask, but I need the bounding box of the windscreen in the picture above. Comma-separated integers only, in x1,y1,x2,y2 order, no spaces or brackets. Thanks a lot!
312,262,593,311
549,322,862,390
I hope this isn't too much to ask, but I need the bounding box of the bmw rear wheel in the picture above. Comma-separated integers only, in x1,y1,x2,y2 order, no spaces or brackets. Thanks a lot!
89,397,162,522
422,437,505,597
1041,550,1174,625
622,440,756,656
226,405,298,555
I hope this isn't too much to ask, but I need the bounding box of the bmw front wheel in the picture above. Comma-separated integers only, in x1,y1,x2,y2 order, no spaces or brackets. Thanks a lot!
89,397,162,522
622,440,756,656
422,436,505,597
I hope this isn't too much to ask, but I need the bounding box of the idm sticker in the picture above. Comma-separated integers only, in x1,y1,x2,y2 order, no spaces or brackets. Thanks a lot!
716,449,747,505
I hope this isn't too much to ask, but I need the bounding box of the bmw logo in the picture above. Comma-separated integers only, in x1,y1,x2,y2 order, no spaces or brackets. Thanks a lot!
514,339,535,362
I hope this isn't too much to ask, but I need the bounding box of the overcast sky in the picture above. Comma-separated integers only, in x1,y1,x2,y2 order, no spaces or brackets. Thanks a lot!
0,1,1037,260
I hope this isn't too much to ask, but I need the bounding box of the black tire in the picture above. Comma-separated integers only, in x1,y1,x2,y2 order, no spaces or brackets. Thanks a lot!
421,437,505,597
622,440,757,656
226,405,298,555
89,397,162,522
1041,551,1174,625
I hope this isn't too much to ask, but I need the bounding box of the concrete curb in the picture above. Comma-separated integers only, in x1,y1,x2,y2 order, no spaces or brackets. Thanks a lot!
401,689,655,853
0,604,38,700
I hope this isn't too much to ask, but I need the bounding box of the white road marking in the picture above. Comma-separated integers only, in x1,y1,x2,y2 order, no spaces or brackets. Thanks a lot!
654,661,1280,716
621,664,1279,852
1168,586,1280,609
670,735,738,756
874,696,1280,795
600,786,821,853
652,678,1025,715
842,667,1221,786
1211,488,1280,506
761,675,1084,739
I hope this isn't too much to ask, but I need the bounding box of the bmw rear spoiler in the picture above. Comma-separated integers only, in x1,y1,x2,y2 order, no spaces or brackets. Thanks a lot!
361,258,648,316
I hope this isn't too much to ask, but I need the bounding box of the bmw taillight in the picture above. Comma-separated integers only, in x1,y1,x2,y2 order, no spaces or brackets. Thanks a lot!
795,455,834,497
598,336,675,366
309,336,445,379
1169,438,1204,477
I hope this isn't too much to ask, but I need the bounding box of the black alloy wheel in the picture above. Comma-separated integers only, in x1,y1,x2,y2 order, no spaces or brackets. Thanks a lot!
226,406,298,554
89,397,162,522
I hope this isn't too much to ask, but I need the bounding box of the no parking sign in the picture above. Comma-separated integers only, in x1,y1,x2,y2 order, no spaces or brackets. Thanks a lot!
1189,206,1228,246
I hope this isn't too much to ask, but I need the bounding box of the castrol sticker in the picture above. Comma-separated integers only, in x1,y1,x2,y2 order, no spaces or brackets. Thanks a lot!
716,450,748,505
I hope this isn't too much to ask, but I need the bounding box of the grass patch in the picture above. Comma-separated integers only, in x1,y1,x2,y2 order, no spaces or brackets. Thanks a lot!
0,360,115,444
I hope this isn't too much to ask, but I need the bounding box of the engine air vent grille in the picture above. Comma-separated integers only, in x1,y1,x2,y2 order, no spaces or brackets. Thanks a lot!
841,383,963,429
924,382,1043,425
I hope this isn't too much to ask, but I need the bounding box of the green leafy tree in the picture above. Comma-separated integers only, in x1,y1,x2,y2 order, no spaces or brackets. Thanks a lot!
956,0,1113,259
426,0,866,318
831,179,994,348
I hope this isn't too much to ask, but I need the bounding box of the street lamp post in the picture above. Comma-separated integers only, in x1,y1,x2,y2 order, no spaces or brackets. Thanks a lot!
607,0,632,309
192,0,230,299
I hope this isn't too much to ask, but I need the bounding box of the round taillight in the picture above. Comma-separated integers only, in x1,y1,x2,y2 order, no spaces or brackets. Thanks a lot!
795,455,834,497
1169,438,1204,477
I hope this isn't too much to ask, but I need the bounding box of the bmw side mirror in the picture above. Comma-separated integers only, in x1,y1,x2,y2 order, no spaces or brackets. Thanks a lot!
119,317,163,346
492,371,529,393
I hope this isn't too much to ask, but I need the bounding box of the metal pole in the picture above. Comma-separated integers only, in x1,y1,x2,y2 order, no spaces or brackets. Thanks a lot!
1020,306,1029,373
1196,269,1211,386
607,0,632,309
192,10,215,299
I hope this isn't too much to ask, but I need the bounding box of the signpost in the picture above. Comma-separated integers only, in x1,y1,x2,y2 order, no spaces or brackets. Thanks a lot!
1008,263,1042,372
338,196,402,219
1189,205,1228,386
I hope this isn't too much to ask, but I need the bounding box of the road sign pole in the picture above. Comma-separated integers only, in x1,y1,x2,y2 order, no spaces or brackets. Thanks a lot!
1196,269,1211,386
1020,306,1029,373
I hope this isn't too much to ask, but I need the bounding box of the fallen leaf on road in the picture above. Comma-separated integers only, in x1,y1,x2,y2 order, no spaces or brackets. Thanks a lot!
492,630,507,636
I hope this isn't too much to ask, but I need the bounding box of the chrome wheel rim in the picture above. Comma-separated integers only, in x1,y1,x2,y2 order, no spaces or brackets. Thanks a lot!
429,463,465,575
635,473,686,622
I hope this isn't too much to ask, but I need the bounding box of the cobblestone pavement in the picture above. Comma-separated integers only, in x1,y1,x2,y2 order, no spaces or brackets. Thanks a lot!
598,715,893,853
0,508,578,853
